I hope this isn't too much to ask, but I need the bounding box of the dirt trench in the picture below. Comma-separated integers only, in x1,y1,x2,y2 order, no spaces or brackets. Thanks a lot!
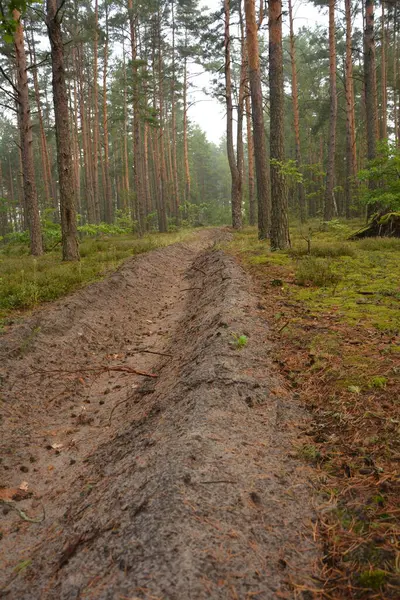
0,229,318,599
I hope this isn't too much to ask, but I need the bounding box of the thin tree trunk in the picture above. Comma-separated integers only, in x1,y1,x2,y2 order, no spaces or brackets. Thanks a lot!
76,44,96,223
344,0,358,218
245,92,256,226
324,0,337,221
122,41,130,207
92,0,100,223
103,2,113,223
171,0,180,223
28,24,55,213
157,12,168,233
394,1,398,146
183,50,191,205
288,0,306,222
224,0,242,230
380,1,387,140
364,1,379,162
14,10,43,255
46,0,79,261
244,0,270,239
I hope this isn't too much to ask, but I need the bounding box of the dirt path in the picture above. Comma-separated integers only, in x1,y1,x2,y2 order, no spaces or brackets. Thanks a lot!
0,229,319,599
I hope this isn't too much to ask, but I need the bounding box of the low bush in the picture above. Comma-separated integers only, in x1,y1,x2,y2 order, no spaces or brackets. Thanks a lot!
294,257,341,287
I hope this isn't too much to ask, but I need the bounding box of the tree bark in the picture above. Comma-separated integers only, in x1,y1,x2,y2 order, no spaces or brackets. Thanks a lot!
380,0,387,140
183,49,191,205
288,0,306,223
245,92,256,225
324,0,337,222
46,0,79,261
344,0,358,218
13,9,43,256
28,23,55,213
224,0,242,230
128,0,144,234
269,0,290,249
244,0,270,239
92,0,100,223
103,2,113,223
364,0,379,163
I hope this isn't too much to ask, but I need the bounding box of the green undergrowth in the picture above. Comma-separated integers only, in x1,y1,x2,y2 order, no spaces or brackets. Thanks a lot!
225,219,400,333
0,230,194,326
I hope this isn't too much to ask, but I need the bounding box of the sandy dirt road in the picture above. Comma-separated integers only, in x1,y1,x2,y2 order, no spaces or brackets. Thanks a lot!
0,229,318,599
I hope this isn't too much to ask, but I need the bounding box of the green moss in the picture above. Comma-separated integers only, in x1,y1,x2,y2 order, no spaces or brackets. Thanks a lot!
358,569,387,590
369,376,388,389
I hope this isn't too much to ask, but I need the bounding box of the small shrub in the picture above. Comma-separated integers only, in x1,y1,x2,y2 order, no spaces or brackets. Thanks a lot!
230,332,248,349
356,237,400,252
294,257,341,287
290,242,355,258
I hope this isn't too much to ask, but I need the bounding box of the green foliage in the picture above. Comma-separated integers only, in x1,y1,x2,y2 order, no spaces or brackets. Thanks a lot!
0,230,195,320
368,376,388,390
270,158,304,184
0,0,36,42
294,257,341,287
358,142,400,210
230,332,248,349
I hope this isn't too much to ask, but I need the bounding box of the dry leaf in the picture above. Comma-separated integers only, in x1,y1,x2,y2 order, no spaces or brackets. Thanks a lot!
51,443,63,450
19,481,29,491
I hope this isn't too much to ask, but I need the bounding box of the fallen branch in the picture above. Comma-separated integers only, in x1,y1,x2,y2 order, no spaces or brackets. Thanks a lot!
31,365,158,378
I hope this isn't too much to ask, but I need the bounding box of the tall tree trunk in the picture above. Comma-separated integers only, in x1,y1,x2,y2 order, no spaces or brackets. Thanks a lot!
288,0,306,223
103,2,113,223
171,0,180,223
157,12,168,233
344,0,358,218
183,49,191,205
92,0,100,223
380,0,387,140
13,10,43,256
46,0,79,261
76,44,96,223
364,1,379,171
224,0,242,230
28,24,55,213
245,92,256,225
244,0,270,239
122,41,130,208
324,0,337,221
394,1,398,146
128,0,144,234
269,0,290,249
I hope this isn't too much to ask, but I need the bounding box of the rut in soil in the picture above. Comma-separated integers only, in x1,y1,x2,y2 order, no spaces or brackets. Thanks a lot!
0,230,318,599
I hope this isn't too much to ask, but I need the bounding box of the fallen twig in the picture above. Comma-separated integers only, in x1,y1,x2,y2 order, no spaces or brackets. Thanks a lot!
190,265,206,275
129,349,172,357
31,365,158,378
277,321,290,333
0,499,45,523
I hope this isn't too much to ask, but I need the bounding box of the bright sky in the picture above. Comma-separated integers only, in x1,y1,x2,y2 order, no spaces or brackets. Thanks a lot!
189,0,328,144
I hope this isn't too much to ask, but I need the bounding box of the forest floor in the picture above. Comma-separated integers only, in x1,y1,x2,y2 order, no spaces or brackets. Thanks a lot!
0,228,318,600
0,225,398,599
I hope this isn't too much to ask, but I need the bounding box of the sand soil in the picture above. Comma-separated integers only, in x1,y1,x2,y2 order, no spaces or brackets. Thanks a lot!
0,229,319,599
